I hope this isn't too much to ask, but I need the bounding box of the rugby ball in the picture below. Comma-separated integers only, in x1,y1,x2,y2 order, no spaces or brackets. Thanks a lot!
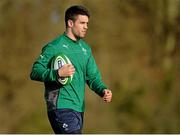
51,53,73,85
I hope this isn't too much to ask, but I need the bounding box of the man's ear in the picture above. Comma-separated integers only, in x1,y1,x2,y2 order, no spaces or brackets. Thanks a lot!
67,20,74,28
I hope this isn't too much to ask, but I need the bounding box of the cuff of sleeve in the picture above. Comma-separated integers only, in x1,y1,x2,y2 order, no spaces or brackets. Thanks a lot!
95,86,107,97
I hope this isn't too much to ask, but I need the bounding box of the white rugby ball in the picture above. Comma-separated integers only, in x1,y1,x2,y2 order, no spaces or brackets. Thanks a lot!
51,53,73,85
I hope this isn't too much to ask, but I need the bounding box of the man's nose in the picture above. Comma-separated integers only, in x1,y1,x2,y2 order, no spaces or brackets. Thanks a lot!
84,24,88,29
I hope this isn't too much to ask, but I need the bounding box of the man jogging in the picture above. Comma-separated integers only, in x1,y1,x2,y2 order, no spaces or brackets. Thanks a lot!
30,5,112,134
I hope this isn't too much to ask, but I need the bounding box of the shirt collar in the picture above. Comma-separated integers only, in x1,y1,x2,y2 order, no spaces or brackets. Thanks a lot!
63,32,81,43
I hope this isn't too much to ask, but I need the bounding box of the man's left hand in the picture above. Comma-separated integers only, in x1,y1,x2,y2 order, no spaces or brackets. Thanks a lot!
103,89,112,103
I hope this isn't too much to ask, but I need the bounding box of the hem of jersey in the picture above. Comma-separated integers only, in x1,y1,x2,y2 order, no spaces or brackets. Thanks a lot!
58,106,84,113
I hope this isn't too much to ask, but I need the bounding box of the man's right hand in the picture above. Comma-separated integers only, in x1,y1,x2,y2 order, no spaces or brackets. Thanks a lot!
58,64,75,77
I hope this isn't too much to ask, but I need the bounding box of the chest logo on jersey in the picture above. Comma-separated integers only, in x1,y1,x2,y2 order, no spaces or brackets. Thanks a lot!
79,43,87,55
82,47,87,55
62,44,69,49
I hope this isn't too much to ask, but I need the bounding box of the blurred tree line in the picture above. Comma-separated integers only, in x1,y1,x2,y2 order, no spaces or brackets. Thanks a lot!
0,0,179,133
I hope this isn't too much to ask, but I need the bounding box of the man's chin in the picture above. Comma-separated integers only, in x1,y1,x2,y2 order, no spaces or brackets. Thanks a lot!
75,34,86,39
80,35,86,38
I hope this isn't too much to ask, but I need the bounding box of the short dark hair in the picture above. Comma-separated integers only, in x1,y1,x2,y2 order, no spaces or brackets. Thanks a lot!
65,5,90,27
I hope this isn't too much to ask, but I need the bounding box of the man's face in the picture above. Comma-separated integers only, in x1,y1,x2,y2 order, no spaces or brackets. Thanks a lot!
71,15,89,39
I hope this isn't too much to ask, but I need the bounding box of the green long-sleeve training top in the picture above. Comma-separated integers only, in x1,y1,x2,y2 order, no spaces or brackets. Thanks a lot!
30,33,107,112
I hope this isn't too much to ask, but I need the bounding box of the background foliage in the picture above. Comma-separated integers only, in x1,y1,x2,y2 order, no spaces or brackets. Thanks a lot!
0,0,180,133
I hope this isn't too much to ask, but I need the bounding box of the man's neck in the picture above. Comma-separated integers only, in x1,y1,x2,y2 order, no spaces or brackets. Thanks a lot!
65,29,78,41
